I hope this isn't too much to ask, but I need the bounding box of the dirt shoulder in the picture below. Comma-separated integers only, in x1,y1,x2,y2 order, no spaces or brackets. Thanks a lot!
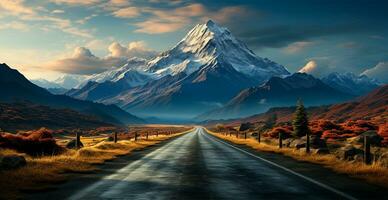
206,128,388,191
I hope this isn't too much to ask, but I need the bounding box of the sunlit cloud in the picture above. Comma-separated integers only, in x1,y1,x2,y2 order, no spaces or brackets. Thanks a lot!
108,41,158,59
51,0,102,6
51,9,65,14
0,0,34,15
41,41,158,75
113,7,141,18
134,3,249,34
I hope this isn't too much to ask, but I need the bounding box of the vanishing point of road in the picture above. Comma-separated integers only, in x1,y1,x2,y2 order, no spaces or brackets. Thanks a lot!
46,127,385,200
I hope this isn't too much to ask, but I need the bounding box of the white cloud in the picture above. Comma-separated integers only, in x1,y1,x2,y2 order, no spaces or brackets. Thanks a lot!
112,7,140,18
42,41,158,75
43,47,127,75
283,41,313,54
51,9,65,14
361,62,388,83
108,41,158,59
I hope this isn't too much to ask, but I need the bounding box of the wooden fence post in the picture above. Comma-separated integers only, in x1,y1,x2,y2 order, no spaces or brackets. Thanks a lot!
146,132,149,140
258,132,261,143
236,131,238,138
364,135,371,164
156,131,158,137
135,132,138,141
244,132,247,139
306,132,310,153
75,130,81,149
279,132,282,149
114,132,118,143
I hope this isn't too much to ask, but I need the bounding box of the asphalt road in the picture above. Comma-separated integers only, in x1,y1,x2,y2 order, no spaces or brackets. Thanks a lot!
64,127,377,200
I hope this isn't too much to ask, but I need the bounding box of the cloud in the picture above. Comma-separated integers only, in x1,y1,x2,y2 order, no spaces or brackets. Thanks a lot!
112,7,141,18
283,41,313,54
108,41,158,59
0,0,35,15
361,62,388,83
0,21,29,31
51,9,65,14
51,0,101,6
42,41,158,75
43,47,127,75
135,20,186,34
298,59,331,77
237,24,368,49
134,4,254,34
76,14,98,24
207,6,254,24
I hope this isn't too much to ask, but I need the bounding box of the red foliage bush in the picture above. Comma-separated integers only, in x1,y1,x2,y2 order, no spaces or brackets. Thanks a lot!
0,128,62,156
317,120,342,130
266,126,293,138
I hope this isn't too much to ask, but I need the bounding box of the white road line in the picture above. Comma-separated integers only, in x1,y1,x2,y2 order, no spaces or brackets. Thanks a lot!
201,128,358,200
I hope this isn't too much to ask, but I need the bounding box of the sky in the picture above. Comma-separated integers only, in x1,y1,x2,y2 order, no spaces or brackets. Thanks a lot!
0,0,387,82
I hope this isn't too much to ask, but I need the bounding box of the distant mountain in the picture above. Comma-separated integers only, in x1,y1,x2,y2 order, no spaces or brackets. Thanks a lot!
54,74,86,89
31,74,86,90
321,72,381,96
69,20,289,119
216,84,387,126
0,63,144,125
0,102,112,132
31,78,63,89
198,73,353,120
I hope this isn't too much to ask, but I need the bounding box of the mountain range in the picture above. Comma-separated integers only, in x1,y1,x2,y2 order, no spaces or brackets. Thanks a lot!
66,20,290,120
27,20,382,122
0,63,144,125
197,73,354,120
208,84,387,126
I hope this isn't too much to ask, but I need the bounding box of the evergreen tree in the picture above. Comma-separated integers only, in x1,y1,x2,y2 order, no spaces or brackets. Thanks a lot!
292,99,310,137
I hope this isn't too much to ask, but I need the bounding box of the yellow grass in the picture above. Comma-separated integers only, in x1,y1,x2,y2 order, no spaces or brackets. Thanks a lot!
206,129,388,188
0,129,192,199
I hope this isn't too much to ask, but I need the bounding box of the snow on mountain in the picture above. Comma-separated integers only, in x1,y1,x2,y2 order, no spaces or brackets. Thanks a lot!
68,20,291,120
54,74,86,89
82,57,155,88
145,20,289,81
321,72,381,96
31,78,63,89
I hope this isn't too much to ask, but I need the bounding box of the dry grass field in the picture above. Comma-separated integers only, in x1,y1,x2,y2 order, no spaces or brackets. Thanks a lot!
206,129,388,188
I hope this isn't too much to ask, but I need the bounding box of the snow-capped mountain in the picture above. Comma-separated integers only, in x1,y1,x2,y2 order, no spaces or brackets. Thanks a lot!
321,72,381,96
84,58,154,85
146,20,289,81
68,20,290,120
197,73,354,120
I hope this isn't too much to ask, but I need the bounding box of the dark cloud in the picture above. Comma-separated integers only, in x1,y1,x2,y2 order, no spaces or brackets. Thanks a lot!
234,24,370,49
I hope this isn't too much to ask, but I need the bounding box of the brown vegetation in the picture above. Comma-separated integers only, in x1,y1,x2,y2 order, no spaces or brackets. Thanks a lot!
0,126,193,199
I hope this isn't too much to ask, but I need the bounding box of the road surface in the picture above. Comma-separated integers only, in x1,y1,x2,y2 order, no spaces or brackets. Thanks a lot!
65,127,376,200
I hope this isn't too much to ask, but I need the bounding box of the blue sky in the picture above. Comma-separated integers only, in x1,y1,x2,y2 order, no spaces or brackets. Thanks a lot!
0,0,387,82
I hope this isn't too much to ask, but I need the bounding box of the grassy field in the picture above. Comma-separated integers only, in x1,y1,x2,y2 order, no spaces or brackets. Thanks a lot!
206,129,388,188
0,127,193,199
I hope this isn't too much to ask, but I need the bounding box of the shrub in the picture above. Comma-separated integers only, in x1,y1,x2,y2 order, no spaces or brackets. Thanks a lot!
267,126,292,139
0,128,62,156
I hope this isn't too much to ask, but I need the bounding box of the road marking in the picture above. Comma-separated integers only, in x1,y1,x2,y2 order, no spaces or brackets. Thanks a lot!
201,128,358,200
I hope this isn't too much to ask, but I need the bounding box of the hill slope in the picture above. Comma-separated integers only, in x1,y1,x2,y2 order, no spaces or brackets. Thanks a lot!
0,63,144,125
0,102,112,131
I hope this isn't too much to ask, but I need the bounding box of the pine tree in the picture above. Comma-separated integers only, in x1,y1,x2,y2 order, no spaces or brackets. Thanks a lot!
292,99,310,138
